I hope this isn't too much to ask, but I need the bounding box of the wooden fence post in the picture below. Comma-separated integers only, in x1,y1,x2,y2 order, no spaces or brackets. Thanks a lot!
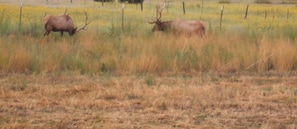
19,1,23,31
245,4,249,19
220,5,224,31
122,3,125,31
273,10,274,20
149,0,151,11
141,2,143,11
182,1,186,15
265,10,267,21
166,1,170,13
201,0,204,14
287,9,289,20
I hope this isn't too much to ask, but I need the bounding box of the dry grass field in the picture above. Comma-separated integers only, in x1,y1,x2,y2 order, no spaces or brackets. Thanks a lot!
0,0,297,129
1,73,297,129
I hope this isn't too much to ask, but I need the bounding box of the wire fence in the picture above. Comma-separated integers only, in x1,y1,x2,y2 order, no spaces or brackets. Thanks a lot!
12,0,297,33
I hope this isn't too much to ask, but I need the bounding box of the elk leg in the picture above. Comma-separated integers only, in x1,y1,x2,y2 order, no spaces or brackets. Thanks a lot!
44,31,50,36
60,31,64,36
200,27,205,38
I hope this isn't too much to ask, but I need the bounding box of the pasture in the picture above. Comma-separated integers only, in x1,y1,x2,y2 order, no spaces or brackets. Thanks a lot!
0,0,297,128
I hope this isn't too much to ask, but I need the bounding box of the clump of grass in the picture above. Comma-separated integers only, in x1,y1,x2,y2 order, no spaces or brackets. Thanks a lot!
280,0,297,4
254,0,272,4
145,74,155,86
0,10,10,35
218,0,231,4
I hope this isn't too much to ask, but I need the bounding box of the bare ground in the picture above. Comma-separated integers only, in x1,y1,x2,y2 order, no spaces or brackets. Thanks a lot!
0,73,296,129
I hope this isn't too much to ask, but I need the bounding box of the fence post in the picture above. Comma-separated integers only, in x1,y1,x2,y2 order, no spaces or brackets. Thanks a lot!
220,5,224,31
149,0,151,11
122,3,125,31
19,1,23,31
287,9,289,20
182,1,186,15
201,0,203,14
141,2,143,11
273,10,274,20
265,10,267,21
245,4,249,19
166,1,170,13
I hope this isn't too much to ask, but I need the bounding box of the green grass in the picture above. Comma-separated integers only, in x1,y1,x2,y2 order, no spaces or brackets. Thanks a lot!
0,1,297,75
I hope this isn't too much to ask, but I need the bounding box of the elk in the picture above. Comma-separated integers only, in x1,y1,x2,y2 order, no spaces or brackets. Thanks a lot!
149,4,206,37
42,10,90,36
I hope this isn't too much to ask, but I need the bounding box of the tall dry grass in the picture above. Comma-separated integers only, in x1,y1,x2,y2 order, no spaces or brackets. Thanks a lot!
0,29,297,75
0,2,297,129
1,2,297,75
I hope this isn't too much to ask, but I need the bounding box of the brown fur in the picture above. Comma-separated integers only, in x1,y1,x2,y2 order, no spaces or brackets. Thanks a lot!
149,3,205,37
42,14,77,36
151,19,206,37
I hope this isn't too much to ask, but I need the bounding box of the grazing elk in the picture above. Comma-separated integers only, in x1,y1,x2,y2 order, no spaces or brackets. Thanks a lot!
149,4,206,37
42,11,90,36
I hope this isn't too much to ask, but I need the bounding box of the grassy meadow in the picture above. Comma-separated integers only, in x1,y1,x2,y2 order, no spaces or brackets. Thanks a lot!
0,0,297,128
1,1,297,74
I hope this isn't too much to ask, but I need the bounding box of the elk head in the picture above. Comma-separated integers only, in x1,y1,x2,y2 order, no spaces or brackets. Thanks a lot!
149,3,167,32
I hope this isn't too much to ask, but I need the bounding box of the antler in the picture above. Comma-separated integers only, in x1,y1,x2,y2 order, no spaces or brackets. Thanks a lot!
76,11,91,32
149,3,166,24
156,3,166,21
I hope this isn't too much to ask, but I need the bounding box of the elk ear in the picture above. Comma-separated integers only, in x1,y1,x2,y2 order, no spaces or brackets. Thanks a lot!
148,21,155,24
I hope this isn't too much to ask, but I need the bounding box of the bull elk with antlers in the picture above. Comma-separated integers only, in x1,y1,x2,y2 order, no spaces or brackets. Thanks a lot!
42,10,91,36
149,4,206,37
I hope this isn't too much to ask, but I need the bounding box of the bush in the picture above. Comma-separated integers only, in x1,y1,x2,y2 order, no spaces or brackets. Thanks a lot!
254,0,272,4
280,0,297,4
218,0,231,4
94,0,113,2
120,0,144,3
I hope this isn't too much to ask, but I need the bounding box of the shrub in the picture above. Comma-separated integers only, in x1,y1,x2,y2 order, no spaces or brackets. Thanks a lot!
218,0,231,4
120,0,144,3
254,0,272,4
94,0,113,2
280,0,297,4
